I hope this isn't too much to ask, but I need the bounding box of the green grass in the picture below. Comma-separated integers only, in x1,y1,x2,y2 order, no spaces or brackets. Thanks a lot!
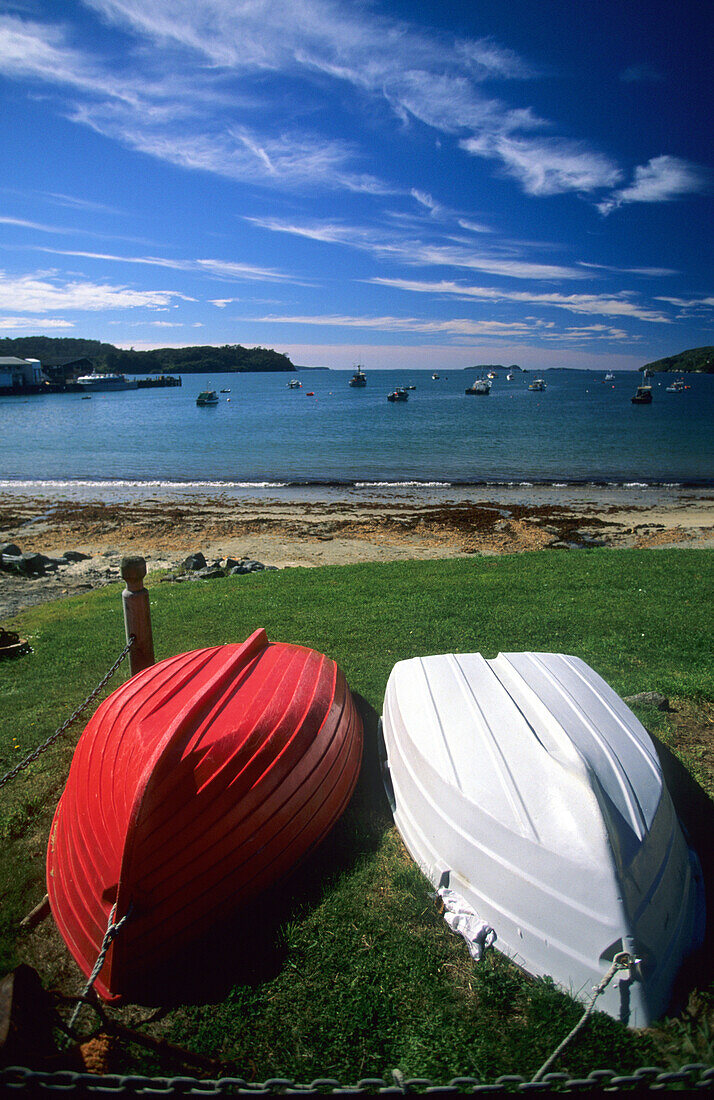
1,548,713,1082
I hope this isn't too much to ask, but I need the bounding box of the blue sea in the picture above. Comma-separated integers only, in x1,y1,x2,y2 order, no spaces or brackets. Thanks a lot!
1,369,712,496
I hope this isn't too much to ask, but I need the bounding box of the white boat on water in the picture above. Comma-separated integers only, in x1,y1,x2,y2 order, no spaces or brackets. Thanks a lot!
76,372,137,392
380,651,703,1026
528,378,546,391
666,377,685,393
287,378,302,389
348,366,367,387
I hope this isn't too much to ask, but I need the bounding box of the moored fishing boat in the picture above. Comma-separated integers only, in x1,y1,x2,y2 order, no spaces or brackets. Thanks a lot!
196,389,219,406
465,378,491,395
380,650,704,1026
47,629,363,1002
631,382,653,404
387,387,409,402
348,366,367,387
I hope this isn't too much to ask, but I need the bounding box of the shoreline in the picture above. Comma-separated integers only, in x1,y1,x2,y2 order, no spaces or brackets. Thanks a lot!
1,484,712,623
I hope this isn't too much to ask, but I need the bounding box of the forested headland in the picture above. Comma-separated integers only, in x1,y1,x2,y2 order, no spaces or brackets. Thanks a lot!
642,346,714,373
0,336,296,373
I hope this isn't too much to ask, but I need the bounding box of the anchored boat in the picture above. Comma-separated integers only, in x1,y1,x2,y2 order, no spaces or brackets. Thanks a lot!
47,629,363,1001
380,651,703,1026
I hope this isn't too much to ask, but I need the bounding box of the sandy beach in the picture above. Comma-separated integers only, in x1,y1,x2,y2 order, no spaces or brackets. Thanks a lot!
1,484,712,623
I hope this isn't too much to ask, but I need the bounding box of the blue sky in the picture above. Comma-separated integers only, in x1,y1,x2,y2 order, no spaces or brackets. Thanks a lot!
0,0,711,370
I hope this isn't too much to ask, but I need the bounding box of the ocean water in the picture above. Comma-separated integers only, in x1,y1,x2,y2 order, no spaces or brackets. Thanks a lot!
1,369,712,492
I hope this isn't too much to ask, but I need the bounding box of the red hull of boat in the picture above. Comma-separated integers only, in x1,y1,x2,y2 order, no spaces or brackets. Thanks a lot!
46,629,363,1001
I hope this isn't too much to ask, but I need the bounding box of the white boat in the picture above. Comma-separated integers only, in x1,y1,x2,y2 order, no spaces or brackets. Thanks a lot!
528,378,546,391
506,373,514,381
432,372,440,380
605,372,615,382
76,372,138,392
196,389,219,406
348,366,367,387
380,651,703,1027
465,378,491,395
666,377,685,393
287,378,302,389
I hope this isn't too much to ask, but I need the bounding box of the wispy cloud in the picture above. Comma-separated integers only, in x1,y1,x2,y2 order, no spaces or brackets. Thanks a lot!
620,64,663,83
244,215,585,280
0,215,74,234
249,312,541,336
461,135,621,196
0,315,74,330
598,156,710,215
0,3,629,203
0,270,191,312
32,247,297,283
577,261,678,277
370,276,673,323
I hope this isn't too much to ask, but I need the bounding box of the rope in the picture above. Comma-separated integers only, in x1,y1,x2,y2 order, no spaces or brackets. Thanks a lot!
0,636,135,790
68,902,133,1033
531,951,635,1081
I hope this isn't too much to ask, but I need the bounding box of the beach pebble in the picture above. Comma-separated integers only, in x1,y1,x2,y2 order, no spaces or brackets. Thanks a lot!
63,550,91,562
0,543,22,558
229,558,269,574
193,566,226,580
0,552,47,576
182,552,207,572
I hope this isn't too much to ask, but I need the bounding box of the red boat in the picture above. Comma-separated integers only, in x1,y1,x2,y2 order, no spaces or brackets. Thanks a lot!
46,629,363,1002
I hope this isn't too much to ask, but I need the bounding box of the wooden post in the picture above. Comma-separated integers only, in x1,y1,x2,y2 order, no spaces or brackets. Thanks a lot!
121,555,155,676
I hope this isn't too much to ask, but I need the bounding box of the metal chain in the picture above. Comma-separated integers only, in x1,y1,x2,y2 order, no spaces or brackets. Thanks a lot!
531,951,634,1082
0,635,135,790
1,1064,713,1093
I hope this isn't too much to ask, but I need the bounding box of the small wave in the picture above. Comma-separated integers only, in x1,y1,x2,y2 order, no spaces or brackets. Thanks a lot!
0,478,289,491
353,480,451,488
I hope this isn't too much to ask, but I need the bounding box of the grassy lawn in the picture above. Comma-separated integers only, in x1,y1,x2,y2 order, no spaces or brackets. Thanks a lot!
1,548,713,1083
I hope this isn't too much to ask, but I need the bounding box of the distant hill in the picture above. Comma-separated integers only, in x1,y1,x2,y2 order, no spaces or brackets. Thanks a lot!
641,347,714,373
0,336,295,373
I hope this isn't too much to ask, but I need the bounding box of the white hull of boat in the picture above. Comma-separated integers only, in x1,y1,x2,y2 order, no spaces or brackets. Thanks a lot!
380,651,703,1026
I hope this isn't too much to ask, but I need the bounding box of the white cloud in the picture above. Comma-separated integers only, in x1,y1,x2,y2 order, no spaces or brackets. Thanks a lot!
577,262,678,277
0,215,74,234
0,315,74,330
598,156,709,215
1,4,623,202
249,312,540,336
33,247,295,283
2,0,706,240
461,135,621,196
244,215,585,280
620,64,663,83
655,295,714,309
370,277,673,323
0,270,190,312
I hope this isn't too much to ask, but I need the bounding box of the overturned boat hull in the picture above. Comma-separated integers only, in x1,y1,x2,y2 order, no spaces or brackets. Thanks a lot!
47,629,363,1001
380,651,703,1026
